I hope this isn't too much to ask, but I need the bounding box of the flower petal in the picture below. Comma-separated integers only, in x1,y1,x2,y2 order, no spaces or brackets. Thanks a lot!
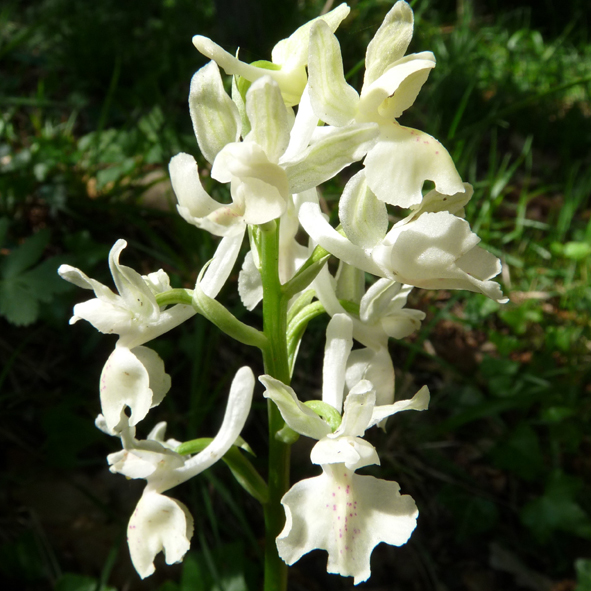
311,435,379,471
364,123,464,208
127,491,194,579
189,61,241,164
339,170,388,249
100,346,170,432
295,192,383,276
308,20,359,126
278,465,418,585
260,375,332,440
346,347,395,407
170,153,225,221
368,385,429,429
363,0,414,89
359,53,435,121
245,76,292,163
200,230,246,299
238,250,263,311
271,3,350,70
285,123,378,194
322,314,354,413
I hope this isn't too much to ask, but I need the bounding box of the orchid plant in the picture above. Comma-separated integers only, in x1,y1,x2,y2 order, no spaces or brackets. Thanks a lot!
59,2,506,588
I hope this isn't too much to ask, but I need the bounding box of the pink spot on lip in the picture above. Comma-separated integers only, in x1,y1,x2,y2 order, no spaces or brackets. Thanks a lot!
424,141,429,144
333,505,336,511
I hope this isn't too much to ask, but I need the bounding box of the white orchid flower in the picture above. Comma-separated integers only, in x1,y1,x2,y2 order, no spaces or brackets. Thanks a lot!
171,72,378,299
107,366,255,578
192,3,350,107
297,181,508,303
59,240,196,431
261,328,429,584
307,0,464,208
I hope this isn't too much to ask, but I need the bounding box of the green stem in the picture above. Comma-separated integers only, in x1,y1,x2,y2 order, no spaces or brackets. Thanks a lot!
258,220,291,591
155,288,194,307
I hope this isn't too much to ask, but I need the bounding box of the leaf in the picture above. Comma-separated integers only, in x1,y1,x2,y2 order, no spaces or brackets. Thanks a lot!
0,228,50,279
521,471,591,542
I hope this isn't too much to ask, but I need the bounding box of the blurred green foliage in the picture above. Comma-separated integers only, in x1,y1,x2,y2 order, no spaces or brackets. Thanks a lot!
0,0,590,589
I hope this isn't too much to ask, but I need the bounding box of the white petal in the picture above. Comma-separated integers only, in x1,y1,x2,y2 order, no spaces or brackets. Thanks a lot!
376,211,507,301
333,384,375,438
365,123,464,208
238,250,263,311
308,20,358,126
311,435,379,471
108,240,159,321
236,176,288,225
278,465,418,585
282,85,319,163
169,153,224,219
172,366,254,485
368,385,430,429
200,230,246,299
322,314,353,413
71,297,133,334
189,61,241,164
260,375,332,440
271,3,350,70
295,194,383,276
363,0,414,89
339,170,388,249
245,76,291,163
100,346,170,432
359,53,435,121
191,36,306,107
127,491,194,579
346,347,395,407
285,123,378,194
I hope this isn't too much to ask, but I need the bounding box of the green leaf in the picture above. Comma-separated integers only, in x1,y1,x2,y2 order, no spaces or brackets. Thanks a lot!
0,228,50,279
0,276,40,326
521,471,591,542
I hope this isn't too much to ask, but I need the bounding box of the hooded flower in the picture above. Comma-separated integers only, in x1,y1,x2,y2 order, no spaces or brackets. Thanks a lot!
296,180,508,303
171,70,378,298
192,3,350,107
261,336,429,584
106,366,255,578
59,240,196,431
307,0,464,208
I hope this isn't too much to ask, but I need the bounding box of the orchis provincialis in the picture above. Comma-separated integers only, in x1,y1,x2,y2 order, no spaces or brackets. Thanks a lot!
170,67,377,298
59,1,508,588
192,3,350,107
261,315,429,584
101,366,254,577
307,1,464,208
58,240,194,431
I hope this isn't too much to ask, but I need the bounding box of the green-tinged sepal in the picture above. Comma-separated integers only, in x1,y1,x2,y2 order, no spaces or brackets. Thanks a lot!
176,438,269,504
